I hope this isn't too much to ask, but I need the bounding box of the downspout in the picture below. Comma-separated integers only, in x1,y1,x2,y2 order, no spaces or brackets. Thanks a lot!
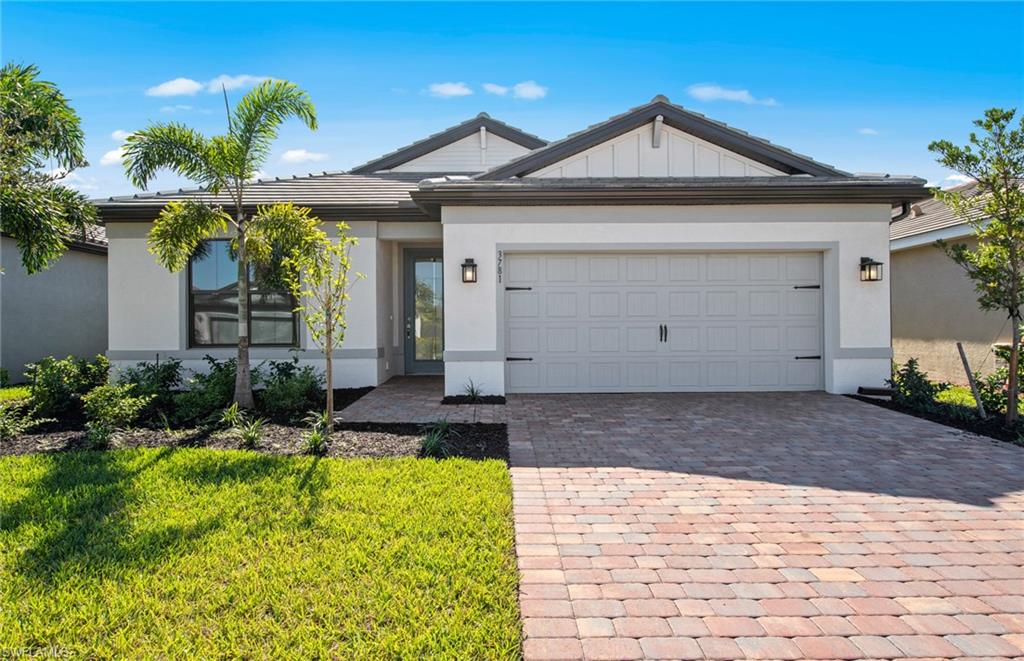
890,201,912,223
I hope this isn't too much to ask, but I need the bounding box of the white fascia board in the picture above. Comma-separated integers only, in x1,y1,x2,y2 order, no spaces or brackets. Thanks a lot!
890,222,979,252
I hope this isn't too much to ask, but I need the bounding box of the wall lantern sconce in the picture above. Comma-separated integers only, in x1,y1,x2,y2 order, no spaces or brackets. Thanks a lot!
860,257,884,282
461,258,478,283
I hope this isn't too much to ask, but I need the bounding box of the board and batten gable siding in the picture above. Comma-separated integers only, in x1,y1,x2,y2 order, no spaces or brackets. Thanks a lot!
532,123,785,178
385,132,533,173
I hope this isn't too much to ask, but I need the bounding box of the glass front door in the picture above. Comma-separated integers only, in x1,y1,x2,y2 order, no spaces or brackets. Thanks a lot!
404,249,444,374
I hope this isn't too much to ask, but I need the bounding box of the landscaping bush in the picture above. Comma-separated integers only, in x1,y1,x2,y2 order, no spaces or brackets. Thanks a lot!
0,401,51,441
0,386,30,404
25,354,109,418
173,356,251,426
83,383,154,430
119,358,183,422
975,367,1010,415
888,359,949,412
257,358,324,423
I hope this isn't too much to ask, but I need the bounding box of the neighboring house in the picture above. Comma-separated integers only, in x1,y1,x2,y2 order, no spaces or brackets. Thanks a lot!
890,182,1010,382
0,226,108,383
95,96,927,396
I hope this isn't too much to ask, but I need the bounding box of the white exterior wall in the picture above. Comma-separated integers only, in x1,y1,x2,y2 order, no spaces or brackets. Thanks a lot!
106,219,441,389
442,204,892,396
387,132,531,173
533,124,784,178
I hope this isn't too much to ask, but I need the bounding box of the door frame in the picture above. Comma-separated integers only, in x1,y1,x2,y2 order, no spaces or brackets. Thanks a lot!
403,247,444,375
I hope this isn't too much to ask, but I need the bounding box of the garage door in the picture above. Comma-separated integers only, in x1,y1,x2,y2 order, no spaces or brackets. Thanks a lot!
504,252,823,393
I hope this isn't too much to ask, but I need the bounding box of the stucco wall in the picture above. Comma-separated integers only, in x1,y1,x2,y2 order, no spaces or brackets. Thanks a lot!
891,237,1010,383
1,237,108,382
105,220,441,388
442,203,893,396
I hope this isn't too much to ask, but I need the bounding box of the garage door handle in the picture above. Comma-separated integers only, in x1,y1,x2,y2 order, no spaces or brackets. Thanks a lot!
794,355,821,360
505,286,532,291
793,285,821,289
506,357,533,361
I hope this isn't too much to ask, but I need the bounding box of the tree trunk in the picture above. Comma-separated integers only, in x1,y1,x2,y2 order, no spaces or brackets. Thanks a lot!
325,300,333,433
1007,320,1020,426
234,220,255,409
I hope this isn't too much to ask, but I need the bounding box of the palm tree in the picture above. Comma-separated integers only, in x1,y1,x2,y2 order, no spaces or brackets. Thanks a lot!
123,80,321,408
0,63,98,273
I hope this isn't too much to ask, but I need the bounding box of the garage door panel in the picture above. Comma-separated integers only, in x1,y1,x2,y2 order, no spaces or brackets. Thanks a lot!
588,291,620,317
545,291,577,317
504,252,822,393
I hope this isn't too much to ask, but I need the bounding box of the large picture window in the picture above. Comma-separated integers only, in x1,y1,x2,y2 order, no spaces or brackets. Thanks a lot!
189,240,297,347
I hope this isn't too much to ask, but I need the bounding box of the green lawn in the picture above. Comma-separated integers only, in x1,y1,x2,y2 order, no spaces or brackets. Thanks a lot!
0,448,520,659
0,386,30,403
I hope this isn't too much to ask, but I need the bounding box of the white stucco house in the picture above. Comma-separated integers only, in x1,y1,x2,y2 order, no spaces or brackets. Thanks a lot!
96,96,928,396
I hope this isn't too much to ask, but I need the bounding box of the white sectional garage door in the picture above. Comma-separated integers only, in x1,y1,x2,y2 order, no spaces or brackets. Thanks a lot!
504,252,823,393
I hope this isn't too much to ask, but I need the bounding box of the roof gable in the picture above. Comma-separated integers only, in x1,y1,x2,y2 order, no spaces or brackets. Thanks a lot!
349,113,546,174
478,96,847,180
531,122,785,179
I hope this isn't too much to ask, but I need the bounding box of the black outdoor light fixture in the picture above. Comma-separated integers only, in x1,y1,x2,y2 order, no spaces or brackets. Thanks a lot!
461,258,478,283
860,257,884,282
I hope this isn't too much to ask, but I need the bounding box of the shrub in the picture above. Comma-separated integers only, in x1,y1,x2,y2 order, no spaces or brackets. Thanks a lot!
888,359,948,412
975,367,1010,416
119,358,183,421
83,383,154,430
420,419,458,459
0,402,51,441
257,358,324,423
236,417,266,449
302,409,331,455
25,354,109,418
173,356,254,426
462,379,483,403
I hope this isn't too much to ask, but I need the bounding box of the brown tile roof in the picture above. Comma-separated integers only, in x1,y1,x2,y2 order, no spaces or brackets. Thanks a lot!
94,172,429,221
890,182,982,241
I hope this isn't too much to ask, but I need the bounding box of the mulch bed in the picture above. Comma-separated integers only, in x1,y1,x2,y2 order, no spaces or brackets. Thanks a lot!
441,395,506,405
2,422,508,460
848,394,1023,446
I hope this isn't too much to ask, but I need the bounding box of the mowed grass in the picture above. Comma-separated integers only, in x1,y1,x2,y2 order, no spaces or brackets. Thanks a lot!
0,386,30,403
0,448,520,659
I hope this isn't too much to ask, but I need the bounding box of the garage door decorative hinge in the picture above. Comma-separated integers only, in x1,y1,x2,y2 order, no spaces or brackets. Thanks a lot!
793,285,821,289
506,356,533,361
505,286,532,291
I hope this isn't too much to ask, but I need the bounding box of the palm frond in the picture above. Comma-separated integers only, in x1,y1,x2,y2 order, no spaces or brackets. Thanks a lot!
147,200,231,272
0,63,87,171
122,123,218,191
231,80,317,178
0,175,97,273
246,202,326,287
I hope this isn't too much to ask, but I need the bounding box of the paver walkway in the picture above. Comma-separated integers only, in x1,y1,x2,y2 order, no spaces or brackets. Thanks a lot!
340,376,507,423
509,392,1024,660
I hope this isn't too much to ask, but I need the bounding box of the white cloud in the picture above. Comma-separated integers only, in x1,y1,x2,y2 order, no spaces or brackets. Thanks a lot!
483,83,509,96
146,77,204,97
281,149,328,164
942,174,974,188
686,83,778,106
146,74,270,97
428,82,473,98
858,127,879,136
512,80,547,100
111,129,131,141
100,146,126,166
48,169,99,192
205,74,270,93
159,104,193,113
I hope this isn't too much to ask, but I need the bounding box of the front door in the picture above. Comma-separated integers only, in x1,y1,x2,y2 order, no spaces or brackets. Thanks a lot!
404,249,444,374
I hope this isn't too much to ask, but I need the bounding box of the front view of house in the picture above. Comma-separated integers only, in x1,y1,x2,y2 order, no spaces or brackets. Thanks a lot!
98,97,928,396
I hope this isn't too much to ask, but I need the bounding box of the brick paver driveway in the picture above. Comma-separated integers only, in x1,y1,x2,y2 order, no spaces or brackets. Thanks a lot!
507,392,1024,660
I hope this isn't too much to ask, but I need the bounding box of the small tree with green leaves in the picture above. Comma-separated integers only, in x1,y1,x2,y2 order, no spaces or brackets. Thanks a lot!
283,226,363,432
0,63,98,273
929,108,1024,425
122,79,322,408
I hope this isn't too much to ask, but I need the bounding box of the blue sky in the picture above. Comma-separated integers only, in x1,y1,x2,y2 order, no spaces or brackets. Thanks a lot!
4,2,1022,197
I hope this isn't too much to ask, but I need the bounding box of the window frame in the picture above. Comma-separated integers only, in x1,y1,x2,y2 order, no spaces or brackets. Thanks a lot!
187,239,299,349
